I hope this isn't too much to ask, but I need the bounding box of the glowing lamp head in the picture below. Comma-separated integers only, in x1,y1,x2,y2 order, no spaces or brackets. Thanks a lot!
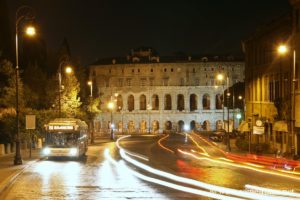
238,95,243,100
108,102,114,110
25,26,36,36
65,66,72,74
217,74,224,81
277,45,287,55
236,113,242,119
87,81,92,86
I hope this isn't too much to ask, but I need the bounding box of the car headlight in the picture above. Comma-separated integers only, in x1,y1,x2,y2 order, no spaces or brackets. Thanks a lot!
43,147,51,155
69,148,78,156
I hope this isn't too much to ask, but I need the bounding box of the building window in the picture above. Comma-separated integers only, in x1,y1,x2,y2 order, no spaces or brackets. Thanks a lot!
164,94,172,110
211,68,214,71
132,69,134,73
118,79,123,87
177,94,185,111
195,78,200,86
151,68,153,72
116,95,123,111
164,68,167,72
190,94,197,111
140,94,146,110
149,79,154,86
152,94,159,110
128,95,134,112
109,69,111,73
202,94,210,110
216,94,222,109
127,79,131,86
171,68,174,72
180,78,184,86
163,78,169,86
193,68,196,73
140,78,146,87
138,69,140,73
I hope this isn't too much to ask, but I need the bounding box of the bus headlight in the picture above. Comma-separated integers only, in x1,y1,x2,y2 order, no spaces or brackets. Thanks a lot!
43,147,51,155
69,148,78,156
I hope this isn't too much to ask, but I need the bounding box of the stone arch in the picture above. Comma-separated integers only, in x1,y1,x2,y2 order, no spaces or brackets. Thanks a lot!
165,121,172,130
178,120,184,132
190,94,197,111
215,94,222,110
203,120,211,131
152,120,159,133
128,95,134,112
216,120,223,130
140,94,146,110
190,120,196,130
152,94,159,110
117,95,123,111
177,94,185,111
140,120,147,133
164,94,172,110
202,94,210,110
128,120,135,133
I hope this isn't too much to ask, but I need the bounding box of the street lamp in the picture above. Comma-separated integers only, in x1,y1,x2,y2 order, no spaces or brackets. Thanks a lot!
277,44,298,156
216,73,231,152
87,81,93,97
14,6,36,165
108,101,114,140
58,62,72,117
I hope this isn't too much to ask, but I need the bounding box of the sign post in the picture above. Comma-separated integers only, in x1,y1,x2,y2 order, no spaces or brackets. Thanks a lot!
26,115,36,158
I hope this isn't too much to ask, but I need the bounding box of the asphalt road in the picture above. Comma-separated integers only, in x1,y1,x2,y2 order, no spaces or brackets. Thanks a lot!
1,134,300,200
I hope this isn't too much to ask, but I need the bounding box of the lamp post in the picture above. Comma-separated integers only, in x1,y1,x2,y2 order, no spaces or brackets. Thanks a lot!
14,6,36,165
108,101,114,140
277,44,298,156
216,73,231,151
87,81,94,144
58,63,72,117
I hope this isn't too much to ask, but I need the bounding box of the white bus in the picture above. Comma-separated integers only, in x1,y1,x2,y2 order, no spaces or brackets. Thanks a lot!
43,118,88,158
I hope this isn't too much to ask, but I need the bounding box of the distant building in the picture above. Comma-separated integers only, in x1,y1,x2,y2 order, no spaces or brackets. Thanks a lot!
89,47,244,134
243,2,300,156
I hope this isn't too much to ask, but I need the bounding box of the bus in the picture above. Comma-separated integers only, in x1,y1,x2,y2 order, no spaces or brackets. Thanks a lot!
43,118,88,158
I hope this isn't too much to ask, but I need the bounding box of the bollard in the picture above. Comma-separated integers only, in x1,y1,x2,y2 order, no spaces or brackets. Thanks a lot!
0,144,5,155
5,143,11,154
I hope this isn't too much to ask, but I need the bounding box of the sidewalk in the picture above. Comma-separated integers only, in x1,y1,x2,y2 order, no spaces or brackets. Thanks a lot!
0,148,42,194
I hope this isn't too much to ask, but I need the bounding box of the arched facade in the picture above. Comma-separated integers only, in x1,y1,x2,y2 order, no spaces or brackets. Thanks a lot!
90,59,244,135
178,120,184,132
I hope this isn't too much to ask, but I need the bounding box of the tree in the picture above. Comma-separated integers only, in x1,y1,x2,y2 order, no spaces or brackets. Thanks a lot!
60,71,82,117
0,59,25,109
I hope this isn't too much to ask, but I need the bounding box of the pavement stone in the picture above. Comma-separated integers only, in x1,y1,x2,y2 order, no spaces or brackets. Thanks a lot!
0,148,42,194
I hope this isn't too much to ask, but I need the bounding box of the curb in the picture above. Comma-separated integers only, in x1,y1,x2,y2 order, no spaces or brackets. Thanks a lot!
0,158,43,195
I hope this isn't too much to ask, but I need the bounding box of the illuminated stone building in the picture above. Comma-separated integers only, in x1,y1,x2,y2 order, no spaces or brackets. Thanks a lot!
89,47,244,134
243,1,300,156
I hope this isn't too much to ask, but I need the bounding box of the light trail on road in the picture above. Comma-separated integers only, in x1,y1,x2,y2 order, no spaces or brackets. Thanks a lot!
104,149,242,200
116,135,297,200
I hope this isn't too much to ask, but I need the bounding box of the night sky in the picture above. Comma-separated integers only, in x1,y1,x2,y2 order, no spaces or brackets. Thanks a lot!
8,0,291,65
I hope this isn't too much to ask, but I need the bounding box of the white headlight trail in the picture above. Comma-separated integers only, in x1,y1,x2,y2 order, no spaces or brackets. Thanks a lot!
119,149,295,200
116,135,149,161
104,148,242,200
